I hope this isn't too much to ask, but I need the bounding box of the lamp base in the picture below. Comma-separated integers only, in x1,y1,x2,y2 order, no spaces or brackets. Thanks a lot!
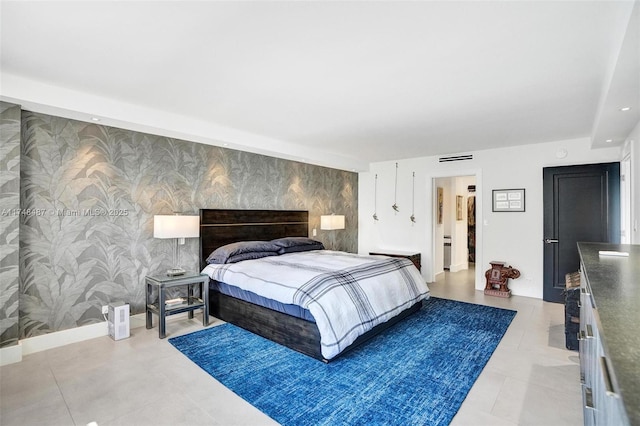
166,268,186,277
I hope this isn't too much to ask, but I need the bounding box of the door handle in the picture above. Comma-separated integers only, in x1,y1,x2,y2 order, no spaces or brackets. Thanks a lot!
544,238,559,244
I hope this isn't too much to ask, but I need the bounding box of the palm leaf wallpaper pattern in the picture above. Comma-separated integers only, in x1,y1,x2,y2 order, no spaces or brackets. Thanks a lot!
0,103,21,348
5,107,357,343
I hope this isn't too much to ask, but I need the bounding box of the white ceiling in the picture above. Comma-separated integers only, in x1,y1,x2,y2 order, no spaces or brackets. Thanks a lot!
1,1,638,171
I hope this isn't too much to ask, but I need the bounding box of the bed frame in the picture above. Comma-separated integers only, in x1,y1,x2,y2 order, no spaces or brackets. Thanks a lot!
199,208,421,362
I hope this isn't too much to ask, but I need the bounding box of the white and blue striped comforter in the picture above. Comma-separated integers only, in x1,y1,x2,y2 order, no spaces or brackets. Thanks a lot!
202,250,430,360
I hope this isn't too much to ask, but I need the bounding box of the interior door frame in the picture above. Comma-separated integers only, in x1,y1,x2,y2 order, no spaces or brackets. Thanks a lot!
621,154,632,243
428,168,483,290
542,162,621,302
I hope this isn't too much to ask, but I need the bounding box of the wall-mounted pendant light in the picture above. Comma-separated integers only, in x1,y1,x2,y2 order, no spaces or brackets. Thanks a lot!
392,163,399,212
410,172,416,224
373,174,379,221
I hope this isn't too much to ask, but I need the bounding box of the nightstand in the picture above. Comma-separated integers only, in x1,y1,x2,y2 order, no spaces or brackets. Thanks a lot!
145,272,209,338
369,250,421,272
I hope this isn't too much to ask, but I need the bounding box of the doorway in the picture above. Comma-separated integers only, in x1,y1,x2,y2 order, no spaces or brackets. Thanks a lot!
433,175,477,284
542,162,621,303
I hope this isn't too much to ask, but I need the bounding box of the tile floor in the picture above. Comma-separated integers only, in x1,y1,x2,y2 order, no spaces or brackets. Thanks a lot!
434,267,582,426
0,267,583,426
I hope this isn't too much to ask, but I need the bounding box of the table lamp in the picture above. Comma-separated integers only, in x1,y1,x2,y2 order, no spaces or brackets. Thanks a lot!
153,214,199,276
320,214,345,250
320,214,345,231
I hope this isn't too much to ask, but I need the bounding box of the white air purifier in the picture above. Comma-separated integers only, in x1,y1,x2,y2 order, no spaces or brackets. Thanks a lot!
108,302,130,341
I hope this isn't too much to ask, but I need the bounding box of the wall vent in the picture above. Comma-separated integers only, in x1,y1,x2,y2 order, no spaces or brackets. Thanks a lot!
438,154,473,163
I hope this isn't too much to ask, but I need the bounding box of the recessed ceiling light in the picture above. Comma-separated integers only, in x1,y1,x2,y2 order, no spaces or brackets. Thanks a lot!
619,107,631,112
605,139,613,143
91,117,100,122
555,149,568,159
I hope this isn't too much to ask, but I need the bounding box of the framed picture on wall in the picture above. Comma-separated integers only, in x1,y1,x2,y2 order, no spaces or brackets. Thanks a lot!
437,187,443,224
456,195,463,220
492,188,525,212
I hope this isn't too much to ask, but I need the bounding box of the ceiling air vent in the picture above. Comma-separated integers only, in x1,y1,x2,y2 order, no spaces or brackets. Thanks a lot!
438,154,473,163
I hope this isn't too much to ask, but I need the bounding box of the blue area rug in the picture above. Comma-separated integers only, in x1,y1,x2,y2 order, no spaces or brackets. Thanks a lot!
169,297,516,425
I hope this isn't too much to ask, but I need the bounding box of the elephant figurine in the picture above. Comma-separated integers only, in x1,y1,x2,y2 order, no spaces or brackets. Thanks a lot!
485,261,521,293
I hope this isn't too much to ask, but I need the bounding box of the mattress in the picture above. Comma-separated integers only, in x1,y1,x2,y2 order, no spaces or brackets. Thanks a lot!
210,280,316,322
203,250,429,360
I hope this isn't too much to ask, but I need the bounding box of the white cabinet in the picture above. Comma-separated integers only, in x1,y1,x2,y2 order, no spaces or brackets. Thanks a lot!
579,263,629,426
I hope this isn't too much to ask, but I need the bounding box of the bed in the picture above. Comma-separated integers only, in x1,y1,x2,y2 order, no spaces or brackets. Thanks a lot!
199,208,429,362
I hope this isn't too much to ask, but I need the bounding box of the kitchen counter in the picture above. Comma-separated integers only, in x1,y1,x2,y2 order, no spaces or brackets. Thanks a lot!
578,242,640,425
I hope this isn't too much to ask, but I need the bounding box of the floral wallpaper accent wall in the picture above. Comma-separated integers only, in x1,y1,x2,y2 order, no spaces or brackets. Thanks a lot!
12,110,357,342
0,102,21,348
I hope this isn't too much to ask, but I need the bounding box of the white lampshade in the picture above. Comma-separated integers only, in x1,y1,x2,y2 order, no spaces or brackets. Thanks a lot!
153,215,199,239
320,215,345,230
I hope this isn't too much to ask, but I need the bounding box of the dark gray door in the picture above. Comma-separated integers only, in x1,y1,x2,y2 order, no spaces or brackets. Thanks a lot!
543,163,620,303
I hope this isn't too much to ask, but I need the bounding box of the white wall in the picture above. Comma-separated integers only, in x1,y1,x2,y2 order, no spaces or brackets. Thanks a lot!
359,137,621,299
627,120,640,244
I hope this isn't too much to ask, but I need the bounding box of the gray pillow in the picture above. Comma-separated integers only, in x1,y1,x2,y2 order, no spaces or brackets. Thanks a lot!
226,251,279,263
271,237,325,254
271,237,324,248
206,241,281,264
278,243,324,254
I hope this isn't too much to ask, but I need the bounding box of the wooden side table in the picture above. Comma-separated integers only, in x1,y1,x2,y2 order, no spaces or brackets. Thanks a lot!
145,272,209,338
369,250,421,272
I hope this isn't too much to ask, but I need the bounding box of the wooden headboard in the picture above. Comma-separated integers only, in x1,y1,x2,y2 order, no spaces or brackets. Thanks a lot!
199,209,309,270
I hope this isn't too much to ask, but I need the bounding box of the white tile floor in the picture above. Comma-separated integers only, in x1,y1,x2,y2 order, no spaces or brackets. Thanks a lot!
0,268,583,426
433,267,582,426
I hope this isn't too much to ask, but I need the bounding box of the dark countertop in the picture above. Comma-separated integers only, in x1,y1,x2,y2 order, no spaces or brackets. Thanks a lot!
578,242,640,425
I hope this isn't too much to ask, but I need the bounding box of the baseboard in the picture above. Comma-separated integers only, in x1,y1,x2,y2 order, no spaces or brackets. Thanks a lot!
20,321,109,358
0,313,147,366
0,342,23,366
449,262,469,273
